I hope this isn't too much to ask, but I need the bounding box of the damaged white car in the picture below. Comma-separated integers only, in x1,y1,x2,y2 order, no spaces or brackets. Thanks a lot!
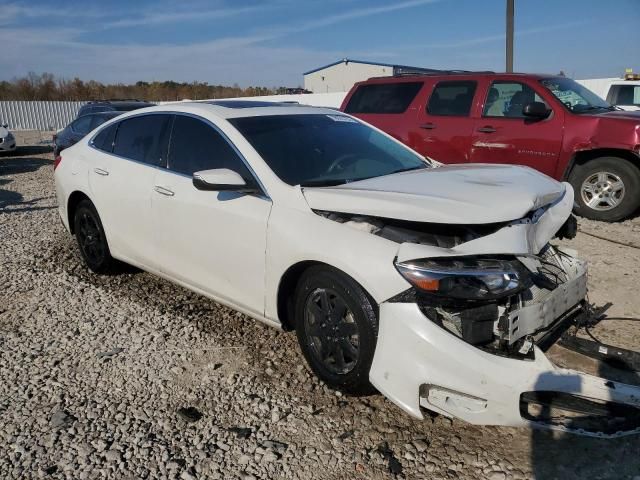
54,101,640,437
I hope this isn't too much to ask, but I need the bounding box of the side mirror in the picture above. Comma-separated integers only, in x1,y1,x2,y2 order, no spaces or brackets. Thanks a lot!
522,102,550,119
192,168,259,193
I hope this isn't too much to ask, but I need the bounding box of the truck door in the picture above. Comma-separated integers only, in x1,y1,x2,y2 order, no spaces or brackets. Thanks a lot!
470,80,564,177
412,80,478,164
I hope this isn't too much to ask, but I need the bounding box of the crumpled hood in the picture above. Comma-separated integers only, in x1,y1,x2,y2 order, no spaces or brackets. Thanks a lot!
302,164,566,224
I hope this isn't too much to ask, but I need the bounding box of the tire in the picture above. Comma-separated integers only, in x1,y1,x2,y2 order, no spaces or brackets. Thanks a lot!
73,199,117,273
569,157,640,222
294,265,378,394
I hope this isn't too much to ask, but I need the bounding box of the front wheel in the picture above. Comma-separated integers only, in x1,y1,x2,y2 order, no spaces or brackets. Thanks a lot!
73,199,117,273
569,157,640,222
294,266,378,394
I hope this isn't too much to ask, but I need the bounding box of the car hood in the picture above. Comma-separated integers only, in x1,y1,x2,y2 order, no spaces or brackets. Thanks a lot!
591,110,640,121
302,164,566,224
0,126,8,138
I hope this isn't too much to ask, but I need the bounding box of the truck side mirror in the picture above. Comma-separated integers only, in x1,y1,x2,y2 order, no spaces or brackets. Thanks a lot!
522,102,550,119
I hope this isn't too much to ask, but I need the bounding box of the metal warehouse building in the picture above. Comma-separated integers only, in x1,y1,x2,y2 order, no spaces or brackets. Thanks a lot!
303,58,434,93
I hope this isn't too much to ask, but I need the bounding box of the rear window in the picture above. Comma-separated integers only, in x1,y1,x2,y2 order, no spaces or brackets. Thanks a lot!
344,82,423,114
112,114,172,166
92,123,118,152
427,81,477,116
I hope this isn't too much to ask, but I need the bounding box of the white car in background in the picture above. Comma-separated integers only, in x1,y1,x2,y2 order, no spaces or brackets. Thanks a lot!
577,78,640,111
54,101,640,437
0,123,16,153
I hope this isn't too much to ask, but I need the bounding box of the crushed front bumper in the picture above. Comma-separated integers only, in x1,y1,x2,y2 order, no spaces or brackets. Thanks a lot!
370,260,640,438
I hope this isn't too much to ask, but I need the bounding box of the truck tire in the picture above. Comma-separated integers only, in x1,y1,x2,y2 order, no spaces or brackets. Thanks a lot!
569,157,640,222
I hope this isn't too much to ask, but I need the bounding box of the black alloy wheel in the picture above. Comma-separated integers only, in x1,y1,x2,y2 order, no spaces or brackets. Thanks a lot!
303,287,360,375
73,199,116,273
294,266,378,394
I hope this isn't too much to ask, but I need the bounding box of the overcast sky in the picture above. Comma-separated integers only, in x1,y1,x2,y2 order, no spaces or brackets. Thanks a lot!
2,0,639,86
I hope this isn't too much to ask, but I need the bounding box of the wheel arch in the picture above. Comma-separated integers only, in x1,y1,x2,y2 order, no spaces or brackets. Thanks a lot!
276,260,378,331
564,148,640,180
67,190,92,234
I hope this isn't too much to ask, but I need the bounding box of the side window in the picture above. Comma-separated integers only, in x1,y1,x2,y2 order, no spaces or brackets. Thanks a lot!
483,82,548,118
72,115,92,135
344,82,423,114
93,123,118,152
427,81,477,116
168,115,252,178
610,85,640,106
113,114,172,166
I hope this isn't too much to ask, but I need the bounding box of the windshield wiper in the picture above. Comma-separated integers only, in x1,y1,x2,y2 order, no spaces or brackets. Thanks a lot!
299,179,349,187
575,105,616,113
386,165,428,175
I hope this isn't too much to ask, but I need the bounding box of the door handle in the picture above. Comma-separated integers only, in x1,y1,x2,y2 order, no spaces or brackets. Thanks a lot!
477,126,496,133
154,185,175,197
420,123,436,130
93,168,109,176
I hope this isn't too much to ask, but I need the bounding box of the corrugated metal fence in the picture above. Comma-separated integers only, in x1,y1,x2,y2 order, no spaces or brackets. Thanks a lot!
0,93,347,131
0,101,87,130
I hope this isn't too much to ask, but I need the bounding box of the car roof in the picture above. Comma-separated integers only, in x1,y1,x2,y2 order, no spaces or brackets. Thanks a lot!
131,101,341,120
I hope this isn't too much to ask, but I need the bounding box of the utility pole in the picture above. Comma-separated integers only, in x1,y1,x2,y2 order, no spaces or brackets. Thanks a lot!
506,0,514,72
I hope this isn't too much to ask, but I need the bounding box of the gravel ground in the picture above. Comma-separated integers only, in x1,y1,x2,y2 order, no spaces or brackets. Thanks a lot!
1,135,640,479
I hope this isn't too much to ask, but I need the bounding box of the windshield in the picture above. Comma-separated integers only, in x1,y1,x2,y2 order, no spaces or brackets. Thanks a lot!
230,114,428,186
540,77,612,113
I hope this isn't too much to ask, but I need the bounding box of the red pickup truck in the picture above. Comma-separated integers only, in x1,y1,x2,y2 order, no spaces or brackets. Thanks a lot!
341,72,640,221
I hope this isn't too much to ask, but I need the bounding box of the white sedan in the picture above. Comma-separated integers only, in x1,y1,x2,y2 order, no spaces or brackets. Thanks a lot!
0,123,16,153
54,101,640,436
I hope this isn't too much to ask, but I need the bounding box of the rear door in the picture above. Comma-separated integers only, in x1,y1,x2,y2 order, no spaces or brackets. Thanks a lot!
469,80,563,176
88,114,172,267
413,80,478,163
151,114,271,315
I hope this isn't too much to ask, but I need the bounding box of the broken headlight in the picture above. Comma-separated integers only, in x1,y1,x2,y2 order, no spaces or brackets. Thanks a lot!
395,257,529,301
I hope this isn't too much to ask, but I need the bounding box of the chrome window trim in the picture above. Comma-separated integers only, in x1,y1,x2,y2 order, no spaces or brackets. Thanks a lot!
89,111,270,200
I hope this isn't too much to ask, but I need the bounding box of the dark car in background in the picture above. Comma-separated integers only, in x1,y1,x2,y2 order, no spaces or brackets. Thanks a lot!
75,99,154,119
53,112,122,156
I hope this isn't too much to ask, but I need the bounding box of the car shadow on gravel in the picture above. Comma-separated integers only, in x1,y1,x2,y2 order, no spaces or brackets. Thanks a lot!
0,155,53,175
530,364,640,479
2,145,52,157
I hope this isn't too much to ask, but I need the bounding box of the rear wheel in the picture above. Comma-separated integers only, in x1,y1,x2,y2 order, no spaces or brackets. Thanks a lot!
569,157,640,222
73,199,116,273
294,266,378,394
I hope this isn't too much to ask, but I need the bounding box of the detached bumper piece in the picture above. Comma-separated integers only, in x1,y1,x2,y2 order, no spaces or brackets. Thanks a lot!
521,390,640,437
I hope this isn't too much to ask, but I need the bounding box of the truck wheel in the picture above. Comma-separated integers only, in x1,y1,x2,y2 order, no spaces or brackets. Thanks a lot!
569,157,640,222
294,266,378,395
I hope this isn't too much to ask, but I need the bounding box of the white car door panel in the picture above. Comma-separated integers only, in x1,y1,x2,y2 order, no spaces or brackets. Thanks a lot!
89,153,155,265
152,170,271,314
152,114,271,316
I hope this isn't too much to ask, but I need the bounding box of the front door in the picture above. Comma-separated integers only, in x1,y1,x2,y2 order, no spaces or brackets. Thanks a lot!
470,81,564,177
152,114,272,315
412,80,479,164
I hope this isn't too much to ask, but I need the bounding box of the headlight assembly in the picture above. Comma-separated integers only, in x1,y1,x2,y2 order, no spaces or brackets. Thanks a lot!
395,256,529,302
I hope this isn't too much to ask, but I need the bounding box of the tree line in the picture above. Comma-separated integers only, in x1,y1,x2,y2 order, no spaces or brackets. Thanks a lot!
0,72,295,101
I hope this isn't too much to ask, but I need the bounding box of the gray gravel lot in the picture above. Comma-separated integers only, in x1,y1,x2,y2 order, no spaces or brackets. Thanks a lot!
1,136,640,479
